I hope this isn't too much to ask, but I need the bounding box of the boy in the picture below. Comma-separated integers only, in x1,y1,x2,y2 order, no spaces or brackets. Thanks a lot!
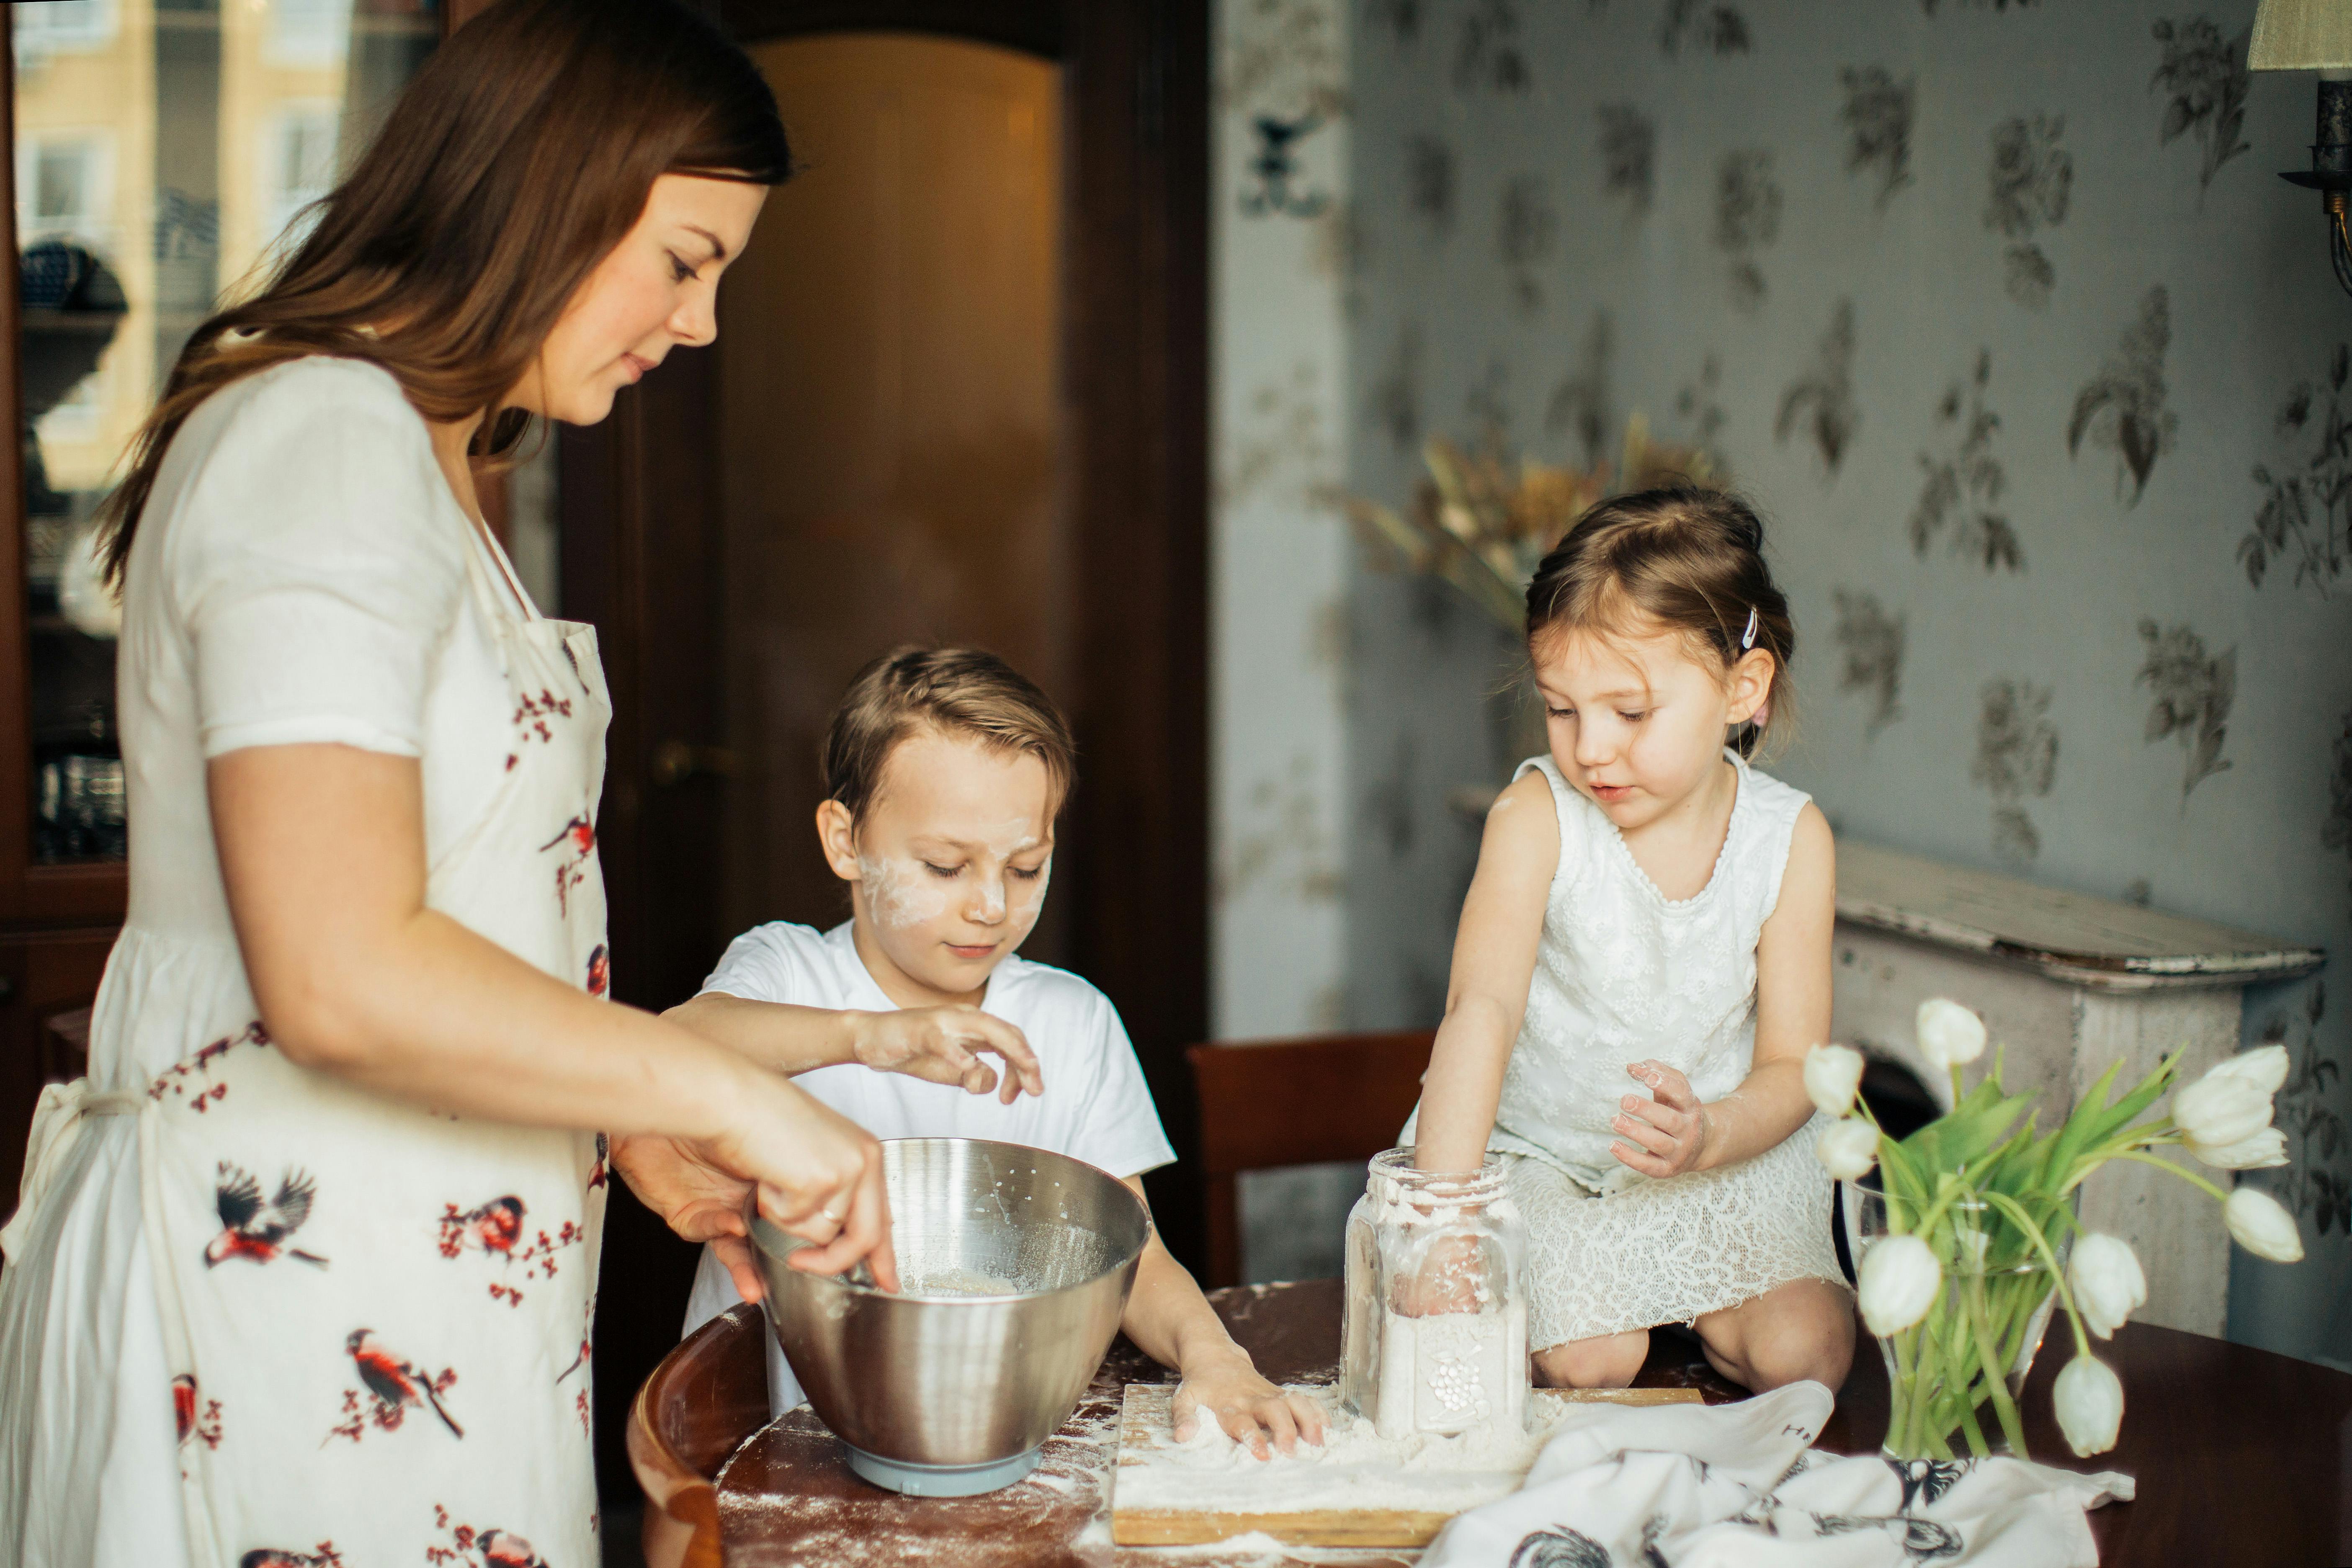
675,647,1323,1456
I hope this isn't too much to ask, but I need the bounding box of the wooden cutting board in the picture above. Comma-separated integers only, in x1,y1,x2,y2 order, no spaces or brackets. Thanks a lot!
1110,1383,1704,1547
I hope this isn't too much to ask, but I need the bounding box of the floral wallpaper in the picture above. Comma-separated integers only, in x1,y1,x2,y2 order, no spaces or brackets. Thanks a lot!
1332,0,2352,1367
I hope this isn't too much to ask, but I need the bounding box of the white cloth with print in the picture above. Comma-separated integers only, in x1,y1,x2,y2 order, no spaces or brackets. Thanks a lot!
681,919,1176,1416
0,358,609,1568
1424,1382,2133,1568
1403,751,1847,1348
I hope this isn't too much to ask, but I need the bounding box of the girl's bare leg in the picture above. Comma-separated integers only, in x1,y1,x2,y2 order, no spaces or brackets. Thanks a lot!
1692,1278,1855,1392
1531,1329,1649,1389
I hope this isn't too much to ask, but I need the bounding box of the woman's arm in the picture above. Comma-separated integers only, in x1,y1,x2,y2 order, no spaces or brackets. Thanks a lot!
1113,1177,1328,1457
665,993,1043,1102
1411,770,1560,1174
1609,803,1836,1177
210,742,896,1287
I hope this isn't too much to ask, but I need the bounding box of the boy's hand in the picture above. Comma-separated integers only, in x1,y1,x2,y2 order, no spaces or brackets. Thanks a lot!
1610,1060,1711,1178
848,1007,1044,1103
1171,1351,1329,1458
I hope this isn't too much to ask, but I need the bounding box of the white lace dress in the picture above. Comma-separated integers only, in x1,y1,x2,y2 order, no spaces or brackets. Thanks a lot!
1409,751,1847,1349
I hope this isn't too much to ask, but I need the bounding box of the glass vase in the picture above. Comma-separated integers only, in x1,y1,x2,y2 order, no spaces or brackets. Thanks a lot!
1841,1181,2071,1461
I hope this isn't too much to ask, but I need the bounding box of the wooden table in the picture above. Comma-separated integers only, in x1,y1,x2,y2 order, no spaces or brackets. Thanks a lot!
629,1278,2352,1567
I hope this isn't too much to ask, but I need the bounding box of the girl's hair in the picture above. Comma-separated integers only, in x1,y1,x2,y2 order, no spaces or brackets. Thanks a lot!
1523,486,1797,757
824,647,1077,823
95,0,791,586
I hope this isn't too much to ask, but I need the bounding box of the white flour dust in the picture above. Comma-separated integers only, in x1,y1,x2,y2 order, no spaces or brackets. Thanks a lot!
858,854,951,930
1116,1385,1563,1520
898,1267,1026,1298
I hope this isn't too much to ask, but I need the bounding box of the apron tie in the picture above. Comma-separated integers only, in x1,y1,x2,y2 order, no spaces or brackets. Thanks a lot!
0,1079,144,1265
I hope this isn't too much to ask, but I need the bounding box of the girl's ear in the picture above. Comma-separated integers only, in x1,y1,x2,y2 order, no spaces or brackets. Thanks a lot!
1725,648,1776,726
814,799,863,881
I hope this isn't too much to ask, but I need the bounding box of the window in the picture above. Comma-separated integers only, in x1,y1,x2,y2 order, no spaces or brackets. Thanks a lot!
12,1,118,61
267,0,351,69
18,134,115,254
263,102,340,249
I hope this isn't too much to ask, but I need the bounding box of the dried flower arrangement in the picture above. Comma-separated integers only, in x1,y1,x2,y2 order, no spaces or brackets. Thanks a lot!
1345,416,1720,633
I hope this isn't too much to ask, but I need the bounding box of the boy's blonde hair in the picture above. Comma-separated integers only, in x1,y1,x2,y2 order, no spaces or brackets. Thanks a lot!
823,646,1077,821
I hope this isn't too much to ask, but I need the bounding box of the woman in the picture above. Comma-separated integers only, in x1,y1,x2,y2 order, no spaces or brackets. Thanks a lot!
0,3,896,1562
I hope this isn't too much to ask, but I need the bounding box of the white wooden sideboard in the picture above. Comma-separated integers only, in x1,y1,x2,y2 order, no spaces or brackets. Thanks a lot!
1831,839,2326,1336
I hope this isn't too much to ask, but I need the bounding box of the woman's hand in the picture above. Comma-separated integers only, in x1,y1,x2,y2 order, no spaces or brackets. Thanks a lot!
608,1132,772,1302
849,1007,1043,1104
1609,1060,1713,1178
616,1073,899,1298
1171,1349,1328,1458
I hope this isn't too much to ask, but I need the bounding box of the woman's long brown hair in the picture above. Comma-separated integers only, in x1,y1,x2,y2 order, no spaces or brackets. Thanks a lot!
95,0,791,586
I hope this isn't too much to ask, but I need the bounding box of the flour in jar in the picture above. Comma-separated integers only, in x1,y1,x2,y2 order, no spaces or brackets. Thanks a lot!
1373,1300,1528,1440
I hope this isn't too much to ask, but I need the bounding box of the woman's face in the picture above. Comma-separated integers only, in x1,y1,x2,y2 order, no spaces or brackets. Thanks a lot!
511,173,768,425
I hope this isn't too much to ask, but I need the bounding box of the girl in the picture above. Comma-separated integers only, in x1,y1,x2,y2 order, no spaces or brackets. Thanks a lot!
1409,487,1854,1394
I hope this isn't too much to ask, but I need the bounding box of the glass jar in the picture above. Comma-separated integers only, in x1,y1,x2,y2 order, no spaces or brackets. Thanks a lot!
1339,1148,1529,1439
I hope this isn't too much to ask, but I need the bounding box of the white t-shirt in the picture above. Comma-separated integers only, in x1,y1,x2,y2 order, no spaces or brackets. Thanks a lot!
679,919,1176,1416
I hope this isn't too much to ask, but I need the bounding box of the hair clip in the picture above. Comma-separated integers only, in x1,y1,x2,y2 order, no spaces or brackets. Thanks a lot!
1741,607,1759,652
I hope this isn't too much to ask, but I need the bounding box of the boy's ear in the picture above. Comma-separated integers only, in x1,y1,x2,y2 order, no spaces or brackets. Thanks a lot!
815,799,863,882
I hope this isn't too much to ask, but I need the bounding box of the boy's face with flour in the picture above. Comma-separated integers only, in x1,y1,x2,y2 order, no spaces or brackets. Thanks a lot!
817,726,1057,1009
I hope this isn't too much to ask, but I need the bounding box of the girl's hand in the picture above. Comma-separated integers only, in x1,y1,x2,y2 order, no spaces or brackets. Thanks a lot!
849,1007,1043,1104
1392,1231,1491,1317
1610,1061,1712,1178
1172,1351,1329,1458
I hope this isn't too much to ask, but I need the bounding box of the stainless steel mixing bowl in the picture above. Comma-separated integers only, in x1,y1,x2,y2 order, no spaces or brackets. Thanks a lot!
751,1137,1151,1496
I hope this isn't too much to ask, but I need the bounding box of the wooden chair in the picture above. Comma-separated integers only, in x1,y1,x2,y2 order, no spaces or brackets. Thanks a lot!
1184,1029,1435,1289
629,1303,769,1568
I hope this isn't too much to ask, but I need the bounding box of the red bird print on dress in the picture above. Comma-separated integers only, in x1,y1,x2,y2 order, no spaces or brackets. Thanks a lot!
206,1164,327,1267
585,942,609,999
539,814,595,916
478,1529,551,1568
239,1548,343,1568
345,1329,463,1438
437,1195,525,1260
173,1372,222,1450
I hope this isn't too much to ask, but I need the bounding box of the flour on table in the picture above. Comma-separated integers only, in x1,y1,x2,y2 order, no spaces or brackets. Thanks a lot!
1115,1385,1564,1519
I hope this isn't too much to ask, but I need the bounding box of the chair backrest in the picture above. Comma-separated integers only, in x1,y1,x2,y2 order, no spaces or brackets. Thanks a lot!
1184,1029,1434,1288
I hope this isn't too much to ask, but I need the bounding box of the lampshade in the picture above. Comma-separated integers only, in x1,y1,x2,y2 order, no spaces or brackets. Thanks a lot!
2249,0,2352,70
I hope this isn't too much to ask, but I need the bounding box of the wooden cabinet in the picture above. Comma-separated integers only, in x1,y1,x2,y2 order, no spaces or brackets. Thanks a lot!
1831,839,2325,1336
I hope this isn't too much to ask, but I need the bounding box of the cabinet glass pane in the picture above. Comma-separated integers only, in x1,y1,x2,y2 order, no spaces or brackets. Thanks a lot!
14,0,437,863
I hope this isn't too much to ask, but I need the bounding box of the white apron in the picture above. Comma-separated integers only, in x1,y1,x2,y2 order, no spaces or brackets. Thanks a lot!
3,529,612,1566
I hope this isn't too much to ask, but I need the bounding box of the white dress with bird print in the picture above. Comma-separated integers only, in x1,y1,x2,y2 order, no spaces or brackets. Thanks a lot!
0,358,611,1568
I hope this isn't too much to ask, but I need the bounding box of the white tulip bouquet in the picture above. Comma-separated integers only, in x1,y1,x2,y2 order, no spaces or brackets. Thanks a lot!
1808,998,2304,1462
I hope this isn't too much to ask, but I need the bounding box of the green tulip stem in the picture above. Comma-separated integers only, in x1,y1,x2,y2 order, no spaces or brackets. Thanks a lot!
1888,1325,1917,1452
2109,1148,2231,1203
1965,1271,2030,1457
1980,1191,2093,1360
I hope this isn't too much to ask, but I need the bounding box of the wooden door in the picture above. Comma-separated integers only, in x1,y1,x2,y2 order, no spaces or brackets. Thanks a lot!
568,1,1208,1497
718,33,1069,955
